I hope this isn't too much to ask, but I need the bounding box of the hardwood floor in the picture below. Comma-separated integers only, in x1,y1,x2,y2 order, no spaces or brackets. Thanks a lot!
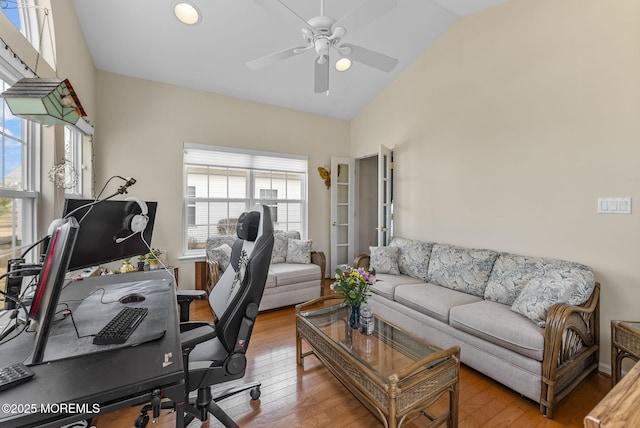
93,285,610,428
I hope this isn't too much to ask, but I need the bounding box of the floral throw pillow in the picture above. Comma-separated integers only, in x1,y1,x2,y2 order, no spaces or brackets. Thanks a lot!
208,244,232,271
271,233,288,263
286,239,312,264
271,231,301,264
369,246,400,275
511,268,595,327
389,237,432,281
427,244,498,297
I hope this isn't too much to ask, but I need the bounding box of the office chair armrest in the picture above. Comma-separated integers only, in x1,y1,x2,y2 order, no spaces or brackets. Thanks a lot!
180,321,213,333
176,290,208,322
180,323,217,350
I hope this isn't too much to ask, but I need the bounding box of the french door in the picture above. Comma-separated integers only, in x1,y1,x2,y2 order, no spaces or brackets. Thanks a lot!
329,157,355,276
330,146,393,275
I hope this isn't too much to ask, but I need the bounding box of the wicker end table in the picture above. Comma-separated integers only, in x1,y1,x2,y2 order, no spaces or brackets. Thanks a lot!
611,320,640,386
296,296,460,428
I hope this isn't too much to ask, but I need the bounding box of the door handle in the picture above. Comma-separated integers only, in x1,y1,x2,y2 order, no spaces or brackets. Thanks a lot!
375,227,388,232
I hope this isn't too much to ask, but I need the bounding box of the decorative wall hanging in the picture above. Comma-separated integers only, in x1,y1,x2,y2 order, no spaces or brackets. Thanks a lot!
318,166,331,189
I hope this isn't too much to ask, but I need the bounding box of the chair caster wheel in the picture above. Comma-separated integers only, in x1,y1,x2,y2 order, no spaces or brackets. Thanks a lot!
250,386,261,400
135,413,149,428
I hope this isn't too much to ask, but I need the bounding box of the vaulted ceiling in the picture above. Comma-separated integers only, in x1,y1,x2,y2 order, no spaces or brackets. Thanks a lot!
72,0,511,120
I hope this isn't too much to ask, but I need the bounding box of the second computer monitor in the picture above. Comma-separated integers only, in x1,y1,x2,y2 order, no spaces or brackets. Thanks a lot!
63,199,157,271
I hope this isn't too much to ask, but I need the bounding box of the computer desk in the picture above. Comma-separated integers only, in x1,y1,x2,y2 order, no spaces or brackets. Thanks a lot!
0,270,185,428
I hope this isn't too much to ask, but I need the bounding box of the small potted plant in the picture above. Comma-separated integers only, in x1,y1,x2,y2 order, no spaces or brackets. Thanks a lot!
136,254,147,271
145,248,163,270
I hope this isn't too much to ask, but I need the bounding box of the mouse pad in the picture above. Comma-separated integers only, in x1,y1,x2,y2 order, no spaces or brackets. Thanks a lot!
43,278,171,362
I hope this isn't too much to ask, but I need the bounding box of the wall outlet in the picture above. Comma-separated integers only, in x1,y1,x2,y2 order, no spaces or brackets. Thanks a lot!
597,197,632,214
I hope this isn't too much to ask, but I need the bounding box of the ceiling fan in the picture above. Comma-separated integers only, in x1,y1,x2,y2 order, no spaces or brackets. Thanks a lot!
247,0,398,93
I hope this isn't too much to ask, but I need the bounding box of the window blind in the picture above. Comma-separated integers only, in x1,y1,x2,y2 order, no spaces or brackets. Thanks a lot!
184,143,307,173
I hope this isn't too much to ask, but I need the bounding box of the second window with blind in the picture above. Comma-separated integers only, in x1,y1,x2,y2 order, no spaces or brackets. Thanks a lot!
183,143,308,254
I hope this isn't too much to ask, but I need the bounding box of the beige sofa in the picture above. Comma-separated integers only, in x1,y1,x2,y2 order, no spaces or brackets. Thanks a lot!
355,237,600,418
205,231,325,311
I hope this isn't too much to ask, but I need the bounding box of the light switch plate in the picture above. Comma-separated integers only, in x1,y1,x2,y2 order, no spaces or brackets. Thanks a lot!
598,197,631,214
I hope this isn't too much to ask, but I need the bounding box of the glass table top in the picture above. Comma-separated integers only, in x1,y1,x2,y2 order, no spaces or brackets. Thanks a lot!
621,321,640,332
299,304,443,380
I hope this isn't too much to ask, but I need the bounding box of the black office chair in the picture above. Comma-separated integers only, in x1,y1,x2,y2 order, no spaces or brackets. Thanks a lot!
135,204,274,428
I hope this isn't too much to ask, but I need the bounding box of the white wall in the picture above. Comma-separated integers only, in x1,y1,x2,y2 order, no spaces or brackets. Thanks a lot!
351,0,640,369
95,71,350,285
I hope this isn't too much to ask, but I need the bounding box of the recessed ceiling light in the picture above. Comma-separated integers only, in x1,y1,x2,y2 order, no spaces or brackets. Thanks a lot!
174,2,201,25
335,57,352,72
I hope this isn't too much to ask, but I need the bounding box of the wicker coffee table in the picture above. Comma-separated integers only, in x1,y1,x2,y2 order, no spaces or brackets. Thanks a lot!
296,296,460,428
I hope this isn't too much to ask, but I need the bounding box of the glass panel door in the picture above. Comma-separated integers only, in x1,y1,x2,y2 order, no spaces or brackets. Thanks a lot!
330,157,355,276
377,145,392,246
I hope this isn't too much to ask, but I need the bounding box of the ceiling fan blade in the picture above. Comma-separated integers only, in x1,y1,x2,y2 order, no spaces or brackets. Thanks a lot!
341,43,398,72
246,46,308,70
256,0,313,31
314,56,329,93
333,0,397,33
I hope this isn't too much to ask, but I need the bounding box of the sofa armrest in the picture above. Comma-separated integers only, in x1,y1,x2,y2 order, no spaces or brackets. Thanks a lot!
205,258,222,294
540,281,600,418
310,250,326,278
353,254,370,269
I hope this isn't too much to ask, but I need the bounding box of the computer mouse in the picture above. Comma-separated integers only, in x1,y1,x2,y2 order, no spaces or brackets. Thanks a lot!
119,293,146,304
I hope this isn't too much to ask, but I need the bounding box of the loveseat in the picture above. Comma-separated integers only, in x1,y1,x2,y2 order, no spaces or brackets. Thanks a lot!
355,237,600,418
205,231,325,311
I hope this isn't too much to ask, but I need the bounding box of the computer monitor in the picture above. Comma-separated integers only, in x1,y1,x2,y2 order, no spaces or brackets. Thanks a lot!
29,217,79,364
62,199,158,271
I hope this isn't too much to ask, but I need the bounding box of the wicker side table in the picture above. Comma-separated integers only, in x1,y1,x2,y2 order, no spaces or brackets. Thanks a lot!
611,320,640,386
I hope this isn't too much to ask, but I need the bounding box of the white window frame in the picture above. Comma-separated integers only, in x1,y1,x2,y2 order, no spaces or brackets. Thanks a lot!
182,143,308,256
0,51,40,265
1,0,44,52
63,126,82,197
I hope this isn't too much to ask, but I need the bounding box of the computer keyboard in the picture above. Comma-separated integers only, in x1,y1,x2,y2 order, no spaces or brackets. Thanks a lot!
0,363,34,392
93,306,148,345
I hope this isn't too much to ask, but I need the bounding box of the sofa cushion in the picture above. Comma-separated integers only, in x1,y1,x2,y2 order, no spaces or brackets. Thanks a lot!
269,263,321,287
389,237,433,281
264,272,277,289
271,231,300,263
370,273,424,300
484,253,593,306
511,265,595,327
206,235,236,254
286,239,312,264
370,246,400,275
449,300,545,361
427,244,498,297
208,244,232,272
394,283,482,324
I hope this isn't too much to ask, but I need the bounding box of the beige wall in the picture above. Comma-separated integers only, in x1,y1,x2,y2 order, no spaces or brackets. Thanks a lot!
0,1,96,237
351,0,640,369
95,71,350,285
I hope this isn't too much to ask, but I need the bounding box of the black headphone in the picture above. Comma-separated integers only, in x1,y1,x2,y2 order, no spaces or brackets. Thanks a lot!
116,198,148,244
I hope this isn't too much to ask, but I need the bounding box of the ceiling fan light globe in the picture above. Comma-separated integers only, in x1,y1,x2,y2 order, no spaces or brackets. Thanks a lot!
174,2,201,25
335,57,352,72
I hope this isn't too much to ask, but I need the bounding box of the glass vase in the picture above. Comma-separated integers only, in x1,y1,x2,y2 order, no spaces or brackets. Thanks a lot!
348,304,360,329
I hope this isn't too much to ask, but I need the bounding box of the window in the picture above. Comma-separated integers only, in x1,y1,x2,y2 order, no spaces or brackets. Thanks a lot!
1,0,49,59
0,1,43,306
0,76,38,287
183,144,307,253
63,126,82,196
186,185,196,226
